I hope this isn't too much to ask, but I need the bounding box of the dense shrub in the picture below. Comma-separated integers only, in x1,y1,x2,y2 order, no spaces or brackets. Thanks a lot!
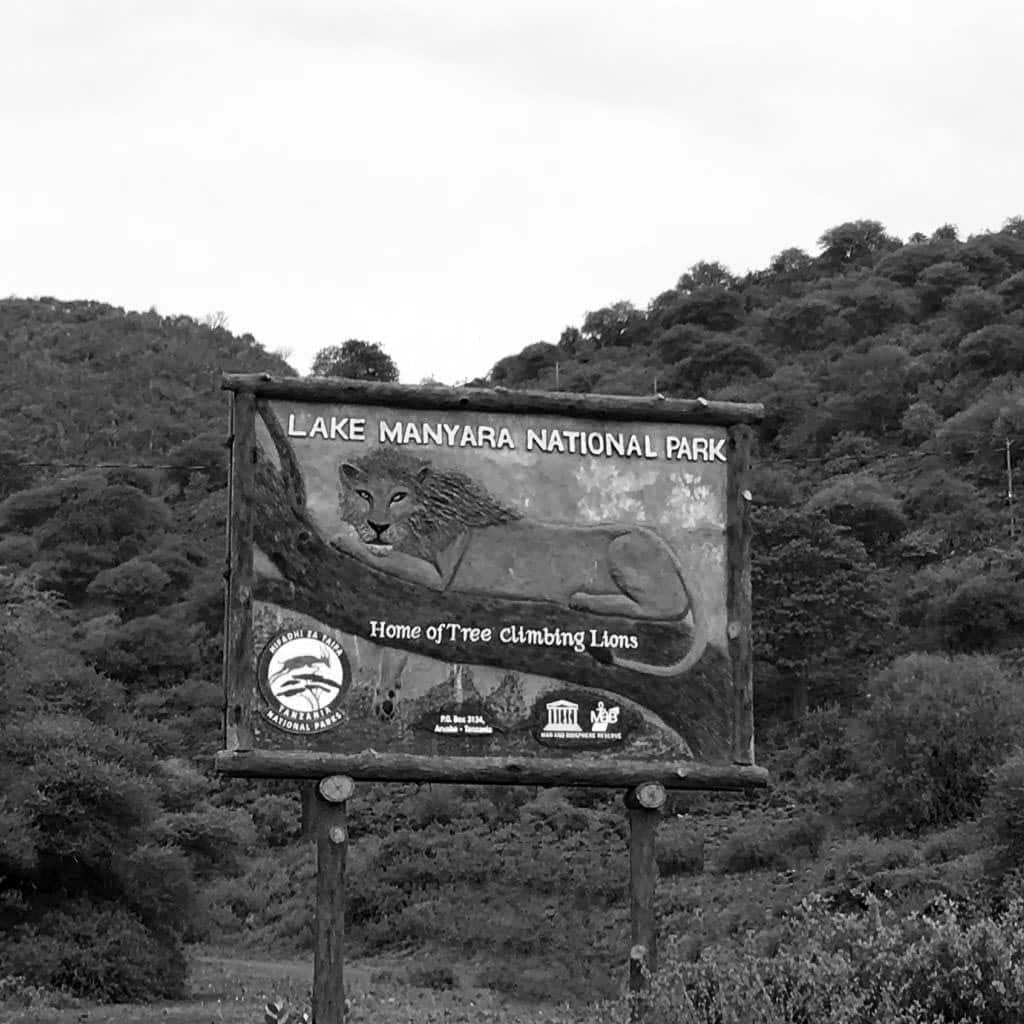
957,324,1024,374
30,543,119,600
848,654,1024,834
656,828,704,877
916,260,973,313
251,794,302,847
649,893,1024,1024
983,750,1024,875
86,557,171,616
806,473,907,552
1,902,186,1002
0,533,36,566
948,285,1004,332
927,571,1024,651
763,705,856,783
714,812,826,874
763,295,846,349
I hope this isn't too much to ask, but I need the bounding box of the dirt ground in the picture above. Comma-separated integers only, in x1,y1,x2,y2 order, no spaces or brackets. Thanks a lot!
3,952,612,1024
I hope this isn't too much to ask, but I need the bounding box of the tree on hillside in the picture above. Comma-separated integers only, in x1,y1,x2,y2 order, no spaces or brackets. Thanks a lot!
667,336,773,395
0,449,34,500
557,326,585,355
580,301,649,348
763,295,847,350
916,261,973,314
655,288,744,333
0,573,197,1000
818,219,900,269
822,343,918,436
489,342,560,387
948,286,1005,332
752,507,888,718
676,260,736,293
769,248,813,275
311,340,399,382
805,473,907,554
936,379,1024,480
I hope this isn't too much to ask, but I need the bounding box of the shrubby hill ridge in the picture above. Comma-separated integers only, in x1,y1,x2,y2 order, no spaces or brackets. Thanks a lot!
5,220,1024,1018
0,298,296,465
479,217,1024,715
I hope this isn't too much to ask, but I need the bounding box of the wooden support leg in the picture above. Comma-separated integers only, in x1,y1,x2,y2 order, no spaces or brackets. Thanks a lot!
300,781,318,839
313,775,354,1024
625,781,666,1022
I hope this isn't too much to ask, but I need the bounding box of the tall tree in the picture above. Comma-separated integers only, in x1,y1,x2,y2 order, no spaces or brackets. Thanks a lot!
676,260,736,293
817,219,900,268
752,507,888,718
311,340,399,382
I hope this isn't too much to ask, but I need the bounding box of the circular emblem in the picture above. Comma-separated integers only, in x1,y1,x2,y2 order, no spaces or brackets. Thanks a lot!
257,629,350,734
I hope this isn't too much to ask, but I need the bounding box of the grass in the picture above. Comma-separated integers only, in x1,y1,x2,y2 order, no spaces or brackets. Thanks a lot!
5,952,609,1024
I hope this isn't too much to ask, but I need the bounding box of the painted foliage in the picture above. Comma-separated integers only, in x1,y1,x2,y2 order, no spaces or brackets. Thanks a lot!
232,392,740,766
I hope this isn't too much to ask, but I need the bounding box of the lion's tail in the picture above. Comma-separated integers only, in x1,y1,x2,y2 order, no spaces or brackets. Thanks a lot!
609,528,708,678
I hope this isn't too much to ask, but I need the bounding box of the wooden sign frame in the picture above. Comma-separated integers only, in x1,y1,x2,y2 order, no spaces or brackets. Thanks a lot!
216,373,768,792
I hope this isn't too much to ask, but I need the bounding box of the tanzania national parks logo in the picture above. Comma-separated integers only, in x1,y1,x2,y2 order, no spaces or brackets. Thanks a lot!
257,629,350,734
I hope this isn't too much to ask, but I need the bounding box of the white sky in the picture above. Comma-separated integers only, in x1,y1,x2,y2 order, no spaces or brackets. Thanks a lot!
3,1,1022,384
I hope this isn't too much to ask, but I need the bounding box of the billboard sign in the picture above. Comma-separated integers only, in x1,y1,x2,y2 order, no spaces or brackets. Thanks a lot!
218,375,766,790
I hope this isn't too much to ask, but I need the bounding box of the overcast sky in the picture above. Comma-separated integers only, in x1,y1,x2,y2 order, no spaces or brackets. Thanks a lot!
3,1,1022,384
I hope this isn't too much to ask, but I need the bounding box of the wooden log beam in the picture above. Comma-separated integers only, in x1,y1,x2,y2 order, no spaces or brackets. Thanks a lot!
222,372,765,427
215,749,769,789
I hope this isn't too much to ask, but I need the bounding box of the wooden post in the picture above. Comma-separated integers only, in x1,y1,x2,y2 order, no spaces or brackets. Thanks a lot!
314,775,354,1024
300,782,318,838
222,389,257,750
726,423,755,764
625,781,666,1021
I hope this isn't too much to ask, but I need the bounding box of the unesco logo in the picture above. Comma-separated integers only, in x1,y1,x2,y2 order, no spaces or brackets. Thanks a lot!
257,629,350,735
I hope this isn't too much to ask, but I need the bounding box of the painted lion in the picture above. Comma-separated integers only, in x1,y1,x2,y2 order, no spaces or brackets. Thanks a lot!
334,446,707,676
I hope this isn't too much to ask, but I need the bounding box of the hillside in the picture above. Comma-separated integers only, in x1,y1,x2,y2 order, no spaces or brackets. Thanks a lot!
481,218,1024,710
0,298,296,465
5,222,1024,1020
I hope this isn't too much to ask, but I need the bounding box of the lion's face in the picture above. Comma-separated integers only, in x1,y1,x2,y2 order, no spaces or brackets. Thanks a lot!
338,460,428,557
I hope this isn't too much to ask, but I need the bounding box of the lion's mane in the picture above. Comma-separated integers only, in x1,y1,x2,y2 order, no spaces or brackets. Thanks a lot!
338,446,522,563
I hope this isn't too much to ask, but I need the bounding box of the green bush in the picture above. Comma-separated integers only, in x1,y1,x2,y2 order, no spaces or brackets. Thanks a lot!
847,653,1024,834
933,575,1024,652
1,902,186,1002
713,810,827,876
0,974,77,1011
983,750,1024,875
649,893,1024,1024
152,805,257,877
762,703,856,784
657,828,704,877
401,785,460,827
406,963,457,990
826,835,921,882
921,824,983,865
86,557,171,616
0,534,36,567
251,793,302,847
